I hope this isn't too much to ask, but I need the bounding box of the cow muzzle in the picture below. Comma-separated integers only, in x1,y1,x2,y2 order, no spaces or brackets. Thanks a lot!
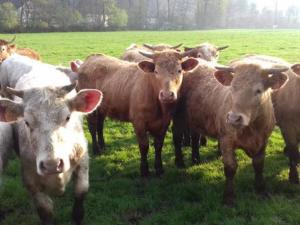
39,158,64,175
159,90,177,103
226,111,249,128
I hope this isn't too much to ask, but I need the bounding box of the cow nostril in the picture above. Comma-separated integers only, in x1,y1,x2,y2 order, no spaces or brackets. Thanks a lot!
57,159,64,172
40,161,46,171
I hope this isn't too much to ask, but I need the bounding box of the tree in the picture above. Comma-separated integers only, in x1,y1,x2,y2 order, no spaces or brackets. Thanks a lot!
107,4,128,28
0,2,19,31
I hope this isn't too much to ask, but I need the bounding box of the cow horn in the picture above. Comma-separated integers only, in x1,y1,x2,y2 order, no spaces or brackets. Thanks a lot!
5,87,24,98
143,44,154,50
184,47,193,52
181,49,196,58
57,81,77,97
215,66,234,73
217,45,229,51
7,35,16,44
263,66,289,74
171,43,183,49
139,51,154,59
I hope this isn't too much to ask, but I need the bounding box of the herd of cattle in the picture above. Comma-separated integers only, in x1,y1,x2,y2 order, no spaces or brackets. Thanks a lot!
0,36,299,224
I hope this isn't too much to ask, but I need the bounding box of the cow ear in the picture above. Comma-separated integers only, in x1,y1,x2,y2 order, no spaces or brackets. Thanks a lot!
69,89,103,114
70,60,83,72
0,99,24,122
8,44,16,51
291,64,300,76
182,58,199,71
214,71,234,86
138,61,155,73
70,61,79,72
265,73,288,90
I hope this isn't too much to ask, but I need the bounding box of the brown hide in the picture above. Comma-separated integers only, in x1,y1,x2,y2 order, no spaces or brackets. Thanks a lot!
174,58,285,204
78,50,198,176
242,55,300,184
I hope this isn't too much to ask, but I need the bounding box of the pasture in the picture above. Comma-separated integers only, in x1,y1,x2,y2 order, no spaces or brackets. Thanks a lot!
1,30,300,225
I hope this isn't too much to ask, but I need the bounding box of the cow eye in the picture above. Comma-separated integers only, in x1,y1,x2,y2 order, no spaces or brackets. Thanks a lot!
66,115,71,122
25,121,30,127
255,89,262,95
178,69,182,74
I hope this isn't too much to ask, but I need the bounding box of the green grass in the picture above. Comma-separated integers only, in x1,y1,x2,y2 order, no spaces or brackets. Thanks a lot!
0,30,300,225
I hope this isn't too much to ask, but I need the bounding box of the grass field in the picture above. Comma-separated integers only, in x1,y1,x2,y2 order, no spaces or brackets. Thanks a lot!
0,30,300,225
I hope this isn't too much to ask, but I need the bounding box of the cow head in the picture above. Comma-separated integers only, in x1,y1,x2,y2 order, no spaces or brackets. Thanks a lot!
214,63,288,128
0,83,102,176
0,36,17,63
138,50,199,103
143,43,182,52
184,43,228,63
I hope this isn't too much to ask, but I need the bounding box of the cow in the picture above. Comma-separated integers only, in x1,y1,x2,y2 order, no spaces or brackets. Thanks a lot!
172,58,289,205
0,36,41,62
181,43,228,148
120,43,182,63
77,50,199,176
0,54,102,225
238,54,300,184
183,43,229,63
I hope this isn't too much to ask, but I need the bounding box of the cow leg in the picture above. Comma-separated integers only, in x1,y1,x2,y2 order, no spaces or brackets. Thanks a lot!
96,113,105,152
172,119,185,168
72,157,89,225
285,144,299,184
134,125,150,177
281,129,299,184
32,192,54,225
200,135,207,147
221,141,237,206
182,128,191,147
191,130,200,164
154,131,168,176
252,149,267,195
87,111,100,155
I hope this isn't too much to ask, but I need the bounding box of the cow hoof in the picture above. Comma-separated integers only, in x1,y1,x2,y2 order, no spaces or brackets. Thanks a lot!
192,157,200,165
223,197,236,207
155,168,164,177
175,159,185,168
140,166,150,177
289,173,299,184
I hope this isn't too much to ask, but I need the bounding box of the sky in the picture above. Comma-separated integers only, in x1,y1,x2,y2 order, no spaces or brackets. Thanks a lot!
252,0,300,11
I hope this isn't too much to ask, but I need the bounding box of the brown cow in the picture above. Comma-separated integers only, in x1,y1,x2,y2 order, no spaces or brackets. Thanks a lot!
121,43,182,63
0,36,40,62
184,43,228,63
77,50,199,176
240,54,300,184
172,58,288,205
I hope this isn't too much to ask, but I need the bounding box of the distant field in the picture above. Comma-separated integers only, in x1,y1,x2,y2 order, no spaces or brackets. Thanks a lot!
0,30,300,225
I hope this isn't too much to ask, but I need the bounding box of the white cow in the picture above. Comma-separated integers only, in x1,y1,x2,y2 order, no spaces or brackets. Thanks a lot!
0,54,102,225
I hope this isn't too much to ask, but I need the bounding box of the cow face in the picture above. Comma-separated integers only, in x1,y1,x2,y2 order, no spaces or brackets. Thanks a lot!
184,43,228,63
0,44,16,62
214,63,288,128
0,84,102,176
138,50,199,103
0,36,17,62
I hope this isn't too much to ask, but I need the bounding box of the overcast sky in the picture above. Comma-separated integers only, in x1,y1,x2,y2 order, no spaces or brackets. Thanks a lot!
252,0,300,10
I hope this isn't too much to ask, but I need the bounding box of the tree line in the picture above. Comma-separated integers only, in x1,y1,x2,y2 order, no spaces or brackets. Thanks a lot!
0,0,299,32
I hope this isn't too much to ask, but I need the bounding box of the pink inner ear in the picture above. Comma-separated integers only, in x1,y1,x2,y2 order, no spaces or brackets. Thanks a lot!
83,91,102,113
71,61,79,72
